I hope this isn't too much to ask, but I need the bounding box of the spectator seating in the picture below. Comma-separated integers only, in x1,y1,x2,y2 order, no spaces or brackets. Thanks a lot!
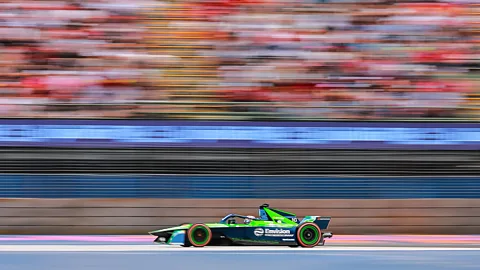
0,0,478,120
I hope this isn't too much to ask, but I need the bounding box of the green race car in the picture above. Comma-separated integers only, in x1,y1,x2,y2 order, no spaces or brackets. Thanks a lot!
149,203,333,248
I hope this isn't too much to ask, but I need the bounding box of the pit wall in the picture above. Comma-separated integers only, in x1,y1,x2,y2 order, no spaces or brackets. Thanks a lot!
1,199,479,235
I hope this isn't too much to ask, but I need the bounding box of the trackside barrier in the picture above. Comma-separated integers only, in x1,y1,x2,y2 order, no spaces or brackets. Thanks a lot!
0,199,479,235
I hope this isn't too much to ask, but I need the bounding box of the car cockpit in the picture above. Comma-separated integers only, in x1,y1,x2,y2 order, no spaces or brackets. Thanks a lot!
220,214,259,225
219,204,278,225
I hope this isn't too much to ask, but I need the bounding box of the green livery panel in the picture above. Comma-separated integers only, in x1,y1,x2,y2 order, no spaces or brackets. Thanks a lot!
149,203,333,248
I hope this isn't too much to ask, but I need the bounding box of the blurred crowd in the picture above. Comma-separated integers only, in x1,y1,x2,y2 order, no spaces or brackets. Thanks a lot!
199,0,479,119
0,0,478,119
0,0,160,118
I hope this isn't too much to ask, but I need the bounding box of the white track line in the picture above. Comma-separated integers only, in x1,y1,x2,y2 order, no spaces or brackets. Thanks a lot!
0,245,479,252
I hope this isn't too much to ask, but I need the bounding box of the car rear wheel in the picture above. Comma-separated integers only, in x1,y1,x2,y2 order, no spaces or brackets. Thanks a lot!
186,224,212,247
296,222,322,248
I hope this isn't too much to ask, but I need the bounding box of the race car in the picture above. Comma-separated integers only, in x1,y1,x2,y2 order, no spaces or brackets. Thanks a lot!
148,203,333,248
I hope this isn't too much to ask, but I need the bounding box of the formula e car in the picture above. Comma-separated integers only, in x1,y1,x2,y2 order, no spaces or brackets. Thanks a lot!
148,203,333,248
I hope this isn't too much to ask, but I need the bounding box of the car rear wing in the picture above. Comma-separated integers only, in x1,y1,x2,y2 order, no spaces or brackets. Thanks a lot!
314,216,331,230
301,216,331,230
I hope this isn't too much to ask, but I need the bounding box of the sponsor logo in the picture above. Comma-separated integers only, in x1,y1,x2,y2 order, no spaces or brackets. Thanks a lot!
253,228,294,237
264,228,293,237
254,228,264,237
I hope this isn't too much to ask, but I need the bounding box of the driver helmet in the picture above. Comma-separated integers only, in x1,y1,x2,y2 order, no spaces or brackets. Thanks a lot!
244,215,256,224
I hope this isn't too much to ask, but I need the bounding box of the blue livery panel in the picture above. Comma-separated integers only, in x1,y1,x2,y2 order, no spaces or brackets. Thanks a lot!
221,226,296,245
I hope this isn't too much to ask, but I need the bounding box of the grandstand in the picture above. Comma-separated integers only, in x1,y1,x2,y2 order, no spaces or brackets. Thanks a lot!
142,1,223,118
0,0,478,120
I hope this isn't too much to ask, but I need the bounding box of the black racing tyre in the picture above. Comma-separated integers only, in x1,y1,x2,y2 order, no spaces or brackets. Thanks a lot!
186,223,212,247
296,222,322,248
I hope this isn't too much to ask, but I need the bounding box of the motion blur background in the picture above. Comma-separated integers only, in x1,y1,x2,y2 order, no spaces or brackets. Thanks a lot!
0,0,479,235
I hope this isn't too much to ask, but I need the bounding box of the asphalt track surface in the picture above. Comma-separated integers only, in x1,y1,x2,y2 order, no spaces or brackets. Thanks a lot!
0,235,479,270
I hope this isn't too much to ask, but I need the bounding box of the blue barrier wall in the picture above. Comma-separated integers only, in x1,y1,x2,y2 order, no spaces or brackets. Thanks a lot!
1,175,480,199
